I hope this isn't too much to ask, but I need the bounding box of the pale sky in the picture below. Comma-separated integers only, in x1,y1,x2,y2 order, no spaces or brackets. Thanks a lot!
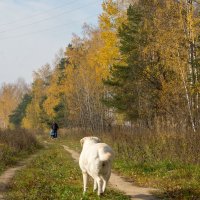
0,0,102,85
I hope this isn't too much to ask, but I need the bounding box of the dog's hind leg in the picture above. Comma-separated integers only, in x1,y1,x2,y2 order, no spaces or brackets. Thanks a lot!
96,177,103,196
82,172,88,194
102,170,111,193
93,178,97,192
102,178,107,193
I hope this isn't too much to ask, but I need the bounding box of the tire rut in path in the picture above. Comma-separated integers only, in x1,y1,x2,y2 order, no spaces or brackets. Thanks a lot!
0,154,38,200
62,145,158,200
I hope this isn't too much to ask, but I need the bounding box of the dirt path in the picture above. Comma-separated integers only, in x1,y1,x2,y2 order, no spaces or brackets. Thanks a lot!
0,154,38,200
62,145,158,200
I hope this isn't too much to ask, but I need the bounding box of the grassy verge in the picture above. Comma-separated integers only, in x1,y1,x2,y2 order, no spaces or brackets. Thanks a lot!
6,142,129,200
114,159,200,199
58,129,200,200
0,129,41,175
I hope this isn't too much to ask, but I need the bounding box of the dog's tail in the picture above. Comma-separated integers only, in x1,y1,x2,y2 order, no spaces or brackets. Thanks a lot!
99,153,114,171
99,152,114,176
100,152,113,162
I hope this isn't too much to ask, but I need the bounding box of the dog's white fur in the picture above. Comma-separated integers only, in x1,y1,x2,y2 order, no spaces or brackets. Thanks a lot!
79,136,114,196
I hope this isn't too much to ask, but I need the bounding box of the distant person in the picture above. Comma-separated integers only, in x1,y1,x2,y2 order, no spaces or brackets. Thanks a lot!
51,122,59,138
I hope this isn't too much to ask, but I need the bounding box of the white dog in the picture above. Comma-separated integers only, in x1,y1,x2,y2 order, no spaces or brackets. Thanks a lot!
79,136,114,196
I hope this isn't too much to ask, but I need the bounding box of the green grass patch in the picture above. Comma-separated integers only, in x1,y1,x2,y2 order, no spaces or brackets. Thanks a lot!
6,143,129,200
0,145,33,175
114,159,200,199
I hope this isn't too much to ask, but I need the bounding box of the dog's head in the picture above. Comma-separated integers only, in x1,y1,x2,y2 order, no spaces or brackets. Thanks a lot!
80,136,101,147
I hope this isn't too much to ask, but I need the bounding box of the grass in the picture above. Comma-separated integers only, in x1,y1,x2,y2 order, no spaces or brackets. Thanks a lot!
0,129,41,175
114,159,200,199
6,141,130,200
58,128,200,200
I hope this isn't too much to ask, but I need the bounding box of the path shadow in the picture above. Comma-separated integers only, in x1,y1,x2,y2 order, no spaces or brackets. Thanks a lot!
154,188,200,200
129,193,159,200
0,183,9,191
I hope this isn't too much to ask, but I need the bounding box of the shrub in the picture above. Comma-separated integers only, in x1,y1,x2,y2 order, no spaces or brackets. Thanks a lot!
0,129,41,173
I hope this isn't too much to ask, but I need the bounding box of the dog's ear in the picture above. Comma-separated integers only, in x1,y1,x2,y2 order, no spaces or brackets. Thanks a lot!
91,137,101,143
80,138,84,146
96,137,101,143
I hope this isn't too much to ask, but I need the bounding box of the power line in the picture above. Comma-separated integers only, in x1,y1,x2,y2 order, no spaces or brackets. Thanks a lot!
0,13,98,41
0,0,79,27
0,0,98,34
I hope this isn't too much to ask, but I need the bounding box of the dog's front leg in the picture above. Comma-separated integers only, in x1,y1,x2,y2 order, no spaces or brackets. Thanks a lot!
82,172,88,194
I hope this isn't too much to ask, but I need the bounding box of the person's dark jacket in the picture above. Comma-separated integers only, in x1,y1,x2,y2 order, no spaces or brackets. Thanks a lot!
51,123,59,131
